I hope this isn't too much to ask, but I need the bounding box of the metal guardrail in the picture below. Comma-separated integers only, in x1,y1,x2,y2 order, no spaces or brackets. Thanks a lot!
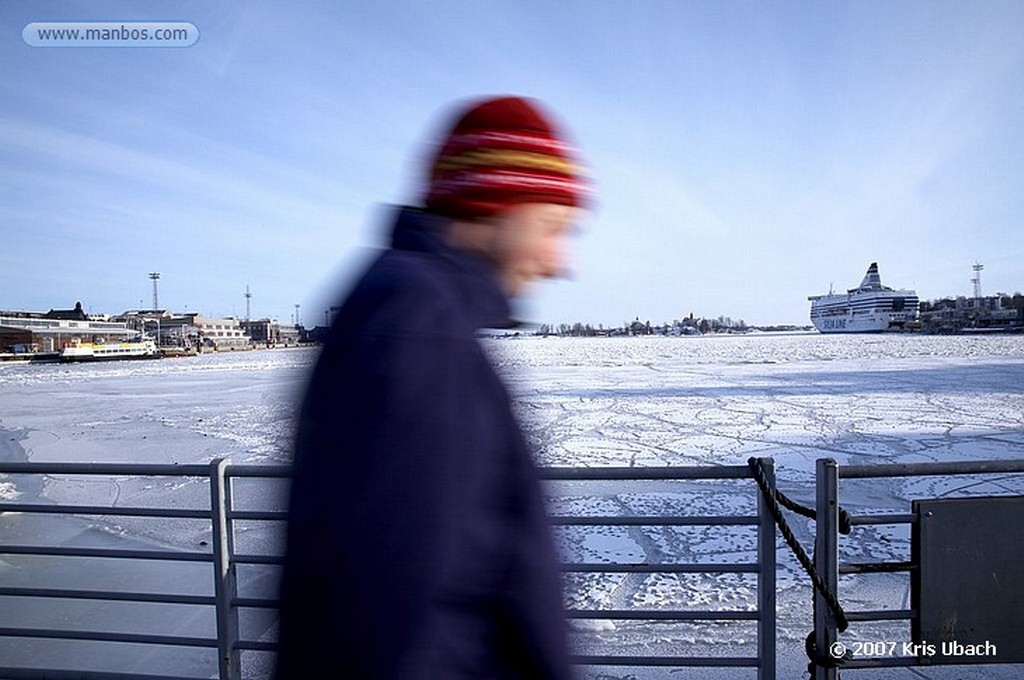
811,458,1024,680
0,460,291,680
540,463,777,677
0,459,779,679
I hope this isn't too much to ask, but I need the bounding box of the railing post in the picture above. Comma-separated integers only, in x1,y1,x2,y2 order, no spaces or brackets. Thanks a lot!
210,458,241,680
756,457,777,680
814,458,840,680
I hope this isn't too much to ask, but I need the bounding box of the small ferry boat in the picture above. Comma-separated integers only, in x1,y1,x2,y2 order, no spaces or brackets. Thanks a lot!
60,335,161,362
808,263,919,333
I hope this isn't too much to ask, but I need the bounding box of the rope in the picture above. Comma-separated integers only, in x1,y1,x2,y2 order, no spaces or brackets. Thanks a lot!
747,457,849,632
774,487,852,536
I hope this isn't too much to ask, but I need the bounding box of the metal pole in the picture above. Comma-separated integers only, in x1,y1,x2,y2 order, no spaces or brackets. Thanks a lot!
149,272,160,311
210,458,241,680
756,457,777,680
814,458,840,680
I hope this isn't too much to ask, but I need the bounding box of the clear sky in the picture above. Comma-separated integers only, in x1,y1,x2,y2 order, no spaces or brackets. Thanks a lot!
2,1,1023,328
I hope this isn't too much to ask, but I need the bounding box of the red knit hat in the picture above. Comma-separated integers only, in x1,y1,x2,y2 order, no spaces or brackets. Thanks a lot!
423,96,591,219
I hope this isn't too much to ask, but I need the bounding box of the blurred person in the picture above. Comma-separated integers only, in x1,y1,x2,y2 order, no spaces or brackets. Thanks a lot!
274,96,590,679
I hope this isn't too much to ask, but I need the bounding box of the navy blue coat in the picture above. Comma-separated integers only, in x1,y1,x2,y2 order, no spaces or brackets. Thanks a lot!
274,207,572,679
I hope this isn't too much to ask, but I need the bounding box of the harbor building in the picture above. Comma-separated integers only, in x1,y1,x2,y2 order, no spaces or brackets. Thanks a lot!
2,303,309,359
191,314,249,350
238,318,300,347
116,311,251,350
918,294,1024,333
0,302,137,355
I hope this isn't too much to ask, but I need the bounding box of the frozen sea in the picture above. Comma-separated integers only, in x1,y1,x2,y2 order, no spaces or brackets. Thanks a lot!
1,334,1023,679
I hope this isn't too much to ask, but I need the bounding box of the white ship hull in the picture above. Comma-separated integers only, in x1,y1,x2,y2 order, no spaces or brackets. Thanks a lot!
809,304,913,333
809,263,918,334
60,338,160,361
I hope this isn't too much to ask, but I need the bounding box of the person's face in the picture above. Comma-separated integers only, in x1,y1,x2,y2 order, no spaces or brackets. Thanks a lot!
484,203,581,296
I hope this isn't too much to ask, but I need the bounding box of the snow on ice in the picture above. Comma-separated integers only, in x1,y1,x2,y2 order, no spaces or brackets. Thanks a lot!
2,334,1023,678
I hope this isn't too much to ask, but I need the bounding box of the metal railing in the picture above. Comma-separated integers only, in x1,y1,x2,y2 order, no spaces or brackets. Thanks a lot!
0,458,780,679
811,458,1024,680
0,459,292,680
540,463,777,678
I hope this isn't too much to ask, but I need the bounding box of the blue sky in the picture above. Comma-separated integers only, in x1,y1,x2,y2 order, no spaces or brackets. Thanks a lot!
2,1,1023,327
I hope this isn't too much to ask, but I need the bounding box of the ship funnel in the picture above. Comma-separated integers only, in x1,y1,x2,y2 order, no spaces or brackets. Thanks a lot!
859,262,883,291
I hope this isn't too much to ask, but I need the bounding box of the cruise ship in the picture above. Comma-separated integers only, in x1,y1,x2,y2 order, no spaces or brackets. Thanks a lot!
808,263,919,333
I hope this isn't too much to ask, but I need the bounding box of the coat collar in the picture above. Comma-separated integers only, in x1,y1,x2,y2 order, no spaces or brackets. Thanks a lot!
389,206,515,329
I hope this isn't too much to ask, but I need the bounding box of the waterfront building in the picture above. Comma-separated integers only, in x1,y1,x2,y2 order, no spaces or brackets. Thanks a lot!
115,310,187,348
191,314,250,350
239,318,299,347
0,302,137,354
113,311,252,350
919,294,1024,333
